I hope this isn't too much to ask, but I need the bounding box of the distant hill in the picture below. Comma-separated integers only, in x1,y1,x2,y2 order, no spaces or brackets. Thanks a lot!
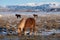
0,3,60,12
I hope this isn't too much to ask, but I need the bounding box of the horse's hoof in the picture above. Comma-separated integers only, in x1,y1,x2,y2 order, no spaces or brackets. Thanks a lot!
27,33,30,35
18,35,21,37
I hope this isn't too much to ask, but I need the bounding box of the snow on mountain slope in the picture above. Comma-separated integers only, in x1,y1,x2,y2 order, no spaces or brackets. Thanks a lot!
49,2,60,8
0,2,60,12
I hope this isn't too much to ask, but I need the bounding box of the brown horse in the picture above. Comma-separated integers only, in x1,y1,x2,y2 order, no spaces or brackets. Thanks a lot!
17,17,36,36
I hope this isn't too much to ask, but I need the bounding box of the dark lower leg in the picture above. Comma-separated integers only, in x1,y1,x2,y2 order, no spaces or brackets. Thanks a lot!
23,28,26,35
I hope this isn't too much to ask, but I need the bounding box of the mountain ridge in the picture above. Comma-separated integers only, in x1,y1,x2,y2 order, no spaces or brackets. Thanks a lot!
0,3,60,12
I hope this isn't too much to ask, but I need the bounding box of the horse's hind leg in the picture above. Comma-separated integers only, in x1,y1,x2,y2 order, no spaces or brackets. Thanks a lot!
30,28,33,35
33,27,37,35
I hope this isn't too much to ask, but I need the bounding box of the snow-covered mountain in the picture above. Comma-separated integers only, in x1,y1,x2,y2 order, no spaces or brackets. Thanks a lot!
0,2,60,12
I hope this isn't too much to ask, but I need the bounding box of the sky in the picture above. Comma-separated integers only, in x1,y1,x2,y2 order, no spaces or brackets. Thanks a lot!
0,0,60,5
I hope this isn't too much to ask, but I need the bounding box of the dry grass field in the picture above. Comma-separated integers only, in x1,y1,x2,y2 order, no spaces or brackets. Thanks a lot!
0,14,60,40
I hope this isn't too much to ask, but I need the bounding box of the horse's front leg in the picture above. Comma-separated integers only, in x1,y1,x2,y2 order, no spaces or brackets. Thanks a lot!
23,28,26,35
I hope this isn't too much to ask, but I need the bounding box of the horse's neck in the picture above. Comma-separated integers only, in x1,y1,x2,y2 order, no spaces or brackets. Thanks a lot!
18,18,27,31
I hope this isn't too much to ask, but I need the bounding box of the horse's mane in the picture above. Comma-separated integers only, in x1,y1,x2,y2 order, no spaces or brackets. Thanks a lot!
20,18,24,23
17,18,24,27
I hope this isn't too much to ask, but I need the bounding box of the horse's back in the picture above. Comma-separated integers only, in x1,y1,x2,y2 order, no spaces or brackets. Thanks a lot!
25,18,35,28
